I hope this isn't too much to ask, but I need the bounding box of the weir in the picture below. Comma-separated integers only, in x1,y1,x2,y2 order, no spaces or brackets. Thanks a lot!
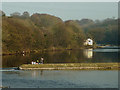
19,63,120,70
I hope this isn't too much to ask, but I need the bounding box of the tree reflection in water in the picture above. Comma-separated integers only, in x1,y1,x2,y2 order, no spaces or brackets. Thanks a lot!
2,49,119,68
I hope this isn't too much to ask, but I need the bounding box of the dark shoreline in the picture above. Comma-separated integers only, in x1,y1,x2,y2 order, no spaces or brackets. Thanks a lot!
2,46,119,56
2,48,92,56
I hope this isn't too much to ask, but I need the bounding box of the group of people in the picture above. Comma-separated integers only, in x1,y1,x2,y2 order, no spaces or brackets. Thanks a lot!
31,57,44,65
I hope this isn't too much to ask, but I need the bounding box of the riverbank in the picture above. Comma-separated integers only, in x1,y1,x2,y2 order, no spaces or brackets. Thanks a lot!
2,45,119,56
2,47,92,56
19,63,119,70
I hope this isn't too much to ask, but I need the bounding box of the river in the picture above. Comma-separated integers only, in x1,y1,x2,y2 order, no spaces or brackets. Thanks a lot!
2,48,119,67
1,48,119,88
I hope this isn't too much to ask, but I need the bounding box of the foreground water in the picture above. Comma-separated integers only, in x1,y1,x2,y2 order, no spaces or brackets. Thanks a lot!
2,70,118,88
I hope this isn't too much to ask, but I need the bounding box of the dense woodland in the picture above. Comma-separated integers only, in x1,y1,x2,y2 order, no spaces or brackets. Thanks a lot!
0,11,119,54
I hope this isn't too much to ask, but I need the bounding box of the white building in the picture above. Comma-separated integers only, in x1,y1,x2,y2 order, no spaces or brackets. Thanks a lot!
84,38,93,46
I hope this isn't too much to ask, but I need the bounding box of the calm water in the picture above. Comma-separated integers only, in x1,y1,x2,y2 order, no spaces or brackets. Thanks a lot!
2,70,118,88
2,49,119,67
2,49,119,88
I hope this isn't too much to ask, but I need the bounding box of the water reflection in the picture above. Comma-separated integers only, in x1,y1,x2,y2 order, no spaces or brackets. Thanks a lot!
2,49,119,67
32,70,38,78
23,54,25,56
83,49,93,58
31,70,43,78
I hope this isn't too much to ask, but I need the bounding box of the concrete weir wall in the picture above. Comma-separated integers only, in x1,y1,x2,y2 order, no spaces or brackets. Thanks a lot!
19,63,119,70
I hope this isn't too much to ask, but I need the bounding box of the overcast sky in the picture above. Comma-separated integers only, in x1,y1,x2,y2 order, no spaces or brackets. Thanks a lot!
2,2,118,21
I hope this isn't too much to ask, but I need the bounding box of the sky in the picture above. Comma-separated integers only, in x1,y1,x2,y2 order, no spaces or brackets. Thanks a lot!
2,2,118,21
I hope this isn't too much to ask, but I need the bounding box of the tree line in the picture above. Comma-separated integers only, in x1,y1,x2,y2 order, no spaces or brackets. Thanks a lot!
1,11,119,54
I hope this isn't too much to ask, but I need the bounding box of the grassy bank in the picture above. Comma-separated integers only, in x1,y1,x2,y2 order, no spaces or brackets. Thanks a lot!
19,63,119,70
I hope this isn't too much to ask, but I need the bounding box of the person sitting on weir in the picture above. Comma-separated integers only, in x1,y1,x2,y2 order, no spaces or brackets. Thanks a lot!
41,57,44,64
31,61,36,65
36,59,39,64
31,57,44,65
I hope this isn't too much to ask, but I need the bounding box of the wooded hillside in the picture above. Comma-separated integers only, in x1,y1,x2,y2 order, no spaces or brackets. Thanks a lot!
1,11,118,54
